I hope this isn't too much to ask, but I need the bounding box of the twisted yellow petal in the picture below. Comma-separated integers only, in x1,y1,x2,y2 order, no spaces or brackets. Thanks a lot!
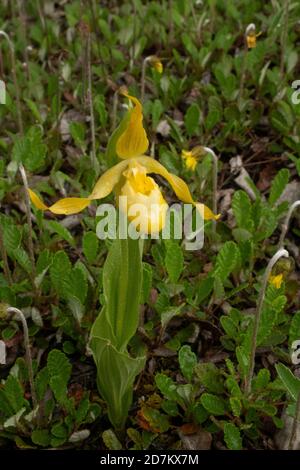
135,156,219,221
116,94,149,159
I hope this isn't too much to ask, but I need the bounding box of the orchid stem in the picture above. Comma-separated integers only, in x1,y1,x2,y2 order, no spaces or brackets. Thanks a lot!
245,248,289,395
0,30,23,134
7,307,37,409
112,90,119,132
86,30,97,167
19,164,36,281
141,57,149,103
288,391,300,450
130,0,137,70
17,0,30,81
278,200,300,250
168,0,174,47
280,0,289,81
203,147,218,234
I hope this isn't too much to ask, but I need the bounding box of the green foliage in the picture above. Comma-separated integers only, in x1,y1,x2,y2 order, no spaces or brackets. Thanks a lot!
223,423,242,450
90,238,146,428
164,240,184,283
200,393,227,416
268,169,290,206
12,126,46,171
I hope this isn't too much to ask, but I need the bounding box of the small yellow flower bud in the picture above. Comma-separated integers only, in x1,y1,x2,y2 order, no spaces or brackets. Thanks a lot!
148,56,163,74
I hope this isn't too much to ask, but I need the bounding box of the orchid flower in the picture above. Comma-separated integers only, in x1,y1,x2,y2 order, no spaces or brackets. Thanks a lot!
29,93,219,233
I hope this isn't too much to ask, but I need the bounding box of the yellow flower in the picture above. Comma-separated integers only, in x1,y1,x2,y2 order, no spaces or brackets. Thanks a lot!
148,56,163,74
269,273,283,289
181,146,205,171
29,94,219,234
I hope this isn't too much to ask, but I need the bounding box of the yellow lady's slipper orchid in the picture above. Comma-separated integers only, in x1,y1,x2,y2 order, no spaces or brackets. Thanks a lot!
147,56,163,74
245,24,262,49
29,94,219,234
181,146,205,171
269,273,283,289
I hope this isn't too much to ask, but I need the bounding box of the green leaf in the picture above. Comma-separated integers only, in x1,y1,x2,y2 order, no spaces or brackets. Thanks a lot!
213,274,225,299
229,397,242,417
14,247,32,274
4,375,26,413
194,363,225,394
142,262,152,303
160,306,182,328
31,430,51,447
196,277,214,303
35,367,49,401
51,423,68,440
89,337,145,429
75,394,89,425
289,311,300,347
165,241,184,283
206,96,222,131
67,267,88,305
178,345,197,381
94,94,108,127
270,101,294,135
141,406,170,433
102,429,122,450
50,251,72,297
12,125,47,171
184,103,200,136
232,190,253,231
252,368,270,391
46,221,75,246
155,374,179,402
214,241,238,282
1,217,22,253
47,349,71,386
275,363,300,400
82,232,99,264
224,423,242,450
236,345,250,379
91,237,143,349
268,169,289,205
200,393,226,415
69,121,86,148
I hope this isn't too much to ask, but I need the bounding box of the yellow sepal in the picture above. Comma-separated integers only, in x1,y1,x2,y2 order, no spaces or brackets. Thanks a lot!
116,94,149,159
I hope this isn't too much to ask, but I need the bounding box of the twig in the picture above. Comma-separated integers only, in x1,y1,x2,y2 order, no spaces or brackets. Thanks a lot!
278,200,300,249
7,307,37,409
245,248,289,394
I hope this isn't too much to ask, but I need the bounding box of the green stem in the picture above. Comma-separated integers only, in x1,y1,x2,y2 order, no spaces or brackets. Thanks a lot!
245,248,289,395
278,200,300,250
7,306,37,409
